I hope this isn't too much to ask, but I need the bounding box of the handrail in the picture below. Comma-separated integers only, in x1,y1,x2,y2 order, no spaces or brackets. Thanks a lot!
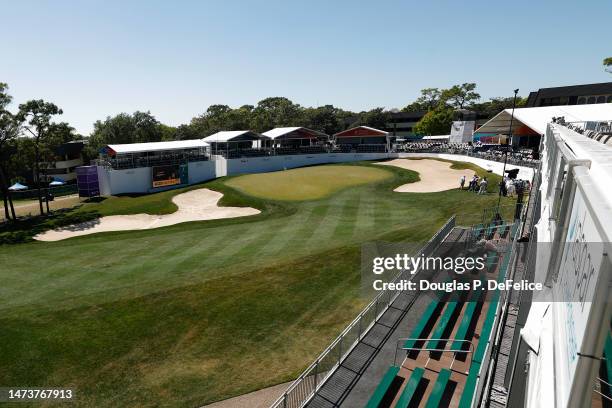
594,377,612,401
394,338,475,374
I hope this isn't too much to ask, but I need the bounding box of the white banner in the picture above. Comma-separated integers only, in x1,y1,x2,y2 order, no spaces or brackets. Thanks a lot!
552,187,605,407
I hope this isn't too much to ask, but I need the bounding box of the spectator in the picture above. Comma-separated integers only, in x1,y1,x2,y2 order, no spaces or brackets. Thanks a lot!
478,177,488,195
460,175,466,190
469,175,478,192
507,181,516,197
499,179,507,197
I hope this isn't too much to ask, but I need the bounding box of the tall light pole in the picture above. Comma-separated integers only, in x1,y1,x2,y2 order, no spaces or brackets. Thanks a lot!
497,88,519,210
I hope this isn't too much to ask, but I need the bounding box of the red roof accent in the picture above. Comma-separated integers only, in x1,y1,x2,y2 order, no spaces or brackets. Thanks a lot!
334,126,387,138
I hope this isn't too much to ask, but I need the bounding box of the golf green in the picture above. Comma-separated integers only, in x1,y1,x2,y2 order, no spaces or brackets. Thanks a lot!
225,165,393,201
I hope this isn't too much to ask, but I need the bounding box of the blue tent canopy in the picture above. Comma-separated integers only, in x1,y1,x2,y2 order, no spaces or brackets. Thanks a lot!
8,182,28,191
49,177,66,186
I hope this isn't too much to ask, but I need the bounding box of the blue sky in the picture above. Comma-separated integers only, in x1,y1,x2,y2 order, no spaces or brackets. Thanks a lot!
1,0,611,135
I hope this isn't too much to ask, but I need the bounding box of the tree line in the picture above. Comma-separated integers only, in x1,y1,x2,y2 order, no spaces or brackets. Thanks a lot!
1,83,80,220
0,81,524,221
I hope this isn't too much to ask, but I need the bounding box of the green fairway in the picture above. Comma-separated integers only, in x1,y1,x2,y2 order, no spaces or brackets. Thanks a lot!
0,160,512,407
224,165,393,201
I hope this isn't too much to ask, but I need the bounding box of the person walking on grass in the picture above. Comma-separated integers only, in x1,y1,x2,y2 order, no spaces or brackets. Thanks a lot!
469,175,478,192
478,177,488,195
460,175,466,190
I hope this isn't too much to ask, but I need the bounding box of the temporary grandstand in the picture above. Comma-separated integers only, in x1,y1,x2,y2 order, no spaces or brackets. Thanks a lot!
202,130,270,158
269,104,612,408
473,103,612,148
100,139,210,170
333,126,390,153
263,127,330,155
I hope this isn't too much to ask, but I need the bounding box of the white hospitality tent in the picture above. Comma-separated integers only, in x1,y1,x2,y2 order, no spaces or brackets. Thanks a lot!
262,127,329,147
105,139,209,155
474,104,612,146
202,130,270,152
102,140,211,169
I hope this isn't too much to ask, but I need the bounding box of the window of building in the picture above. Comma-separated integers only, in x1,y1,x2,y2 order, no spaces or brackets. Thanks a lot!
587,96,596,104
596,95,606,104
607,95,612,103
577,97,586,104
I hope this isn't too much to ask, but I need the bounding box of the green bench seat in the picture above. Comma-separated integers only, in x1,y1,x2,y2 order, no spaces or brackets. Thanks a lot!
510,222,519,239
425,368,452,408
605,333,612,396
365,365,400,408
500,224,510,238
486,224,497,240
404,300,440,350
458,361,480,408
473,224,485,240
395,367,425,408
427,302,459,351
486,251,498,270
451,301,478,352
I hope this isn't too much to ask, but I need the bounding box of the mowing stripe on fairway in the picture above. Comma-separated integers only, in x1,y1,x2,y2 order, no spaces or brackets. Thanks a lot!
353,190,376,238
303,199,346,249
332,190,360,239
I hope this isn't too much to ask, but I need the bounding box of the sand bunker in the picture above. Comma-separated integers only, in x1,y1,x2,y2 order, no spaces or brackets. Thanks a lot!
35,188,260,241
377,159,476,193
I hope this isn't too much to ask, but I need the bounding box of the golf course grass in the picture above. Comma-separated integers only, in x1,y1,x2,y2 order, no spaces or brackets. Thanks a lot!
225,165,393,201
0,160,511,407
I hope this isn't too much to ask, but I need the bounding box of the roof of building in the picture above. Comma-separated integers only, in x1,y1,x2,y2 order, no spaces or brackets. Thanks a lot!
262,127,328,139
333,126,389,137
526,82,612,106
475,104,612,136
106,139,209,154
388,111,429,121
55,140,85,156
202,130,267,143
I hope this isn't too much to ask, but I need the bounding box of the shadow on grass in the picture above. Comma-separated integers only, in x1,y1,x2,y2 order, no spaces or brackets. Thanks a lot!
0,208,101,245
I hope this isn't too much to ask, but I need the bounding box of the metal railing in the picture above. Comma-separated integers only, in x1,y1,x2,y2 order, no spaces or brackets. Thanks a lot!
269,215,456,408
94,153,211,170
560,119,612,145
401,146,539,168
394,338,475,374
593,377,612,402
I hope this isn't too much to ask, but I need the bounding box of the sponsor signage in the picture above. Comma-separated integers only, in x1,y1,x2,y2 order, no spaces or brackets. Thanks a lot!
152,165,181,188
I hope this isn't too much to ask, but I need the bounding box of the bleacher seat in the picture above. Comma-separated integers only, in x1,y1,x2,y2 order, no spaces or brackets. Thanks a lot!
486,251,498,272
450,302,478,352
424,369,452,408
404,300,442,351
395,367,425,408
365,365,401,408
604,332,612,397
427,302,460,351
